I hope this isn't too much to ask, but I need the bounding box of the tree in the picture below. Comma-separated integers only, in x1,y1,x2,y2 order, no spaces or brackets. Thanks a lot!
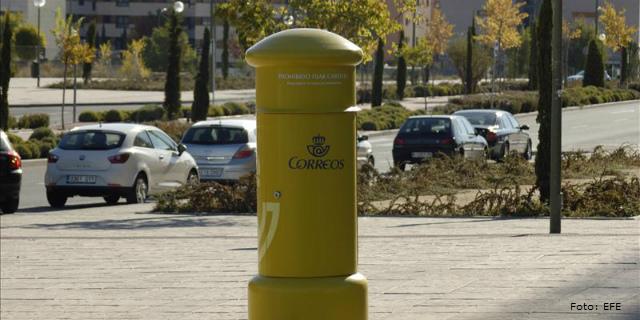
628,41,639,81
142,18,196,73
567,19,595,75
371,38,384,107
599,2,637,86
425,7,453,81
466,19,475,94
535,0,552,203
476,0,528,84
401,37,433,80
222,19,230,80
506,27,530,79
528,22,538,90
449,36,492,94
192,27,211,122
14,24,45,61
164,11,182,120
83,20,97,84
95,41,112,77
52,9,95,128
119,39,150,80
562,20,582,84
1,12,12,131
583,39,605,87
395,31,407,100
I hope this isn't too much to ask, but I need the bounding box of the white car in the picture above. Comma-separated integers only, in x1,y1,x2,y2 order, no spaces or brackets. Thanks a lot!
181,119,257,181
45,123,198,207
567,70,612,82
357,134,375,168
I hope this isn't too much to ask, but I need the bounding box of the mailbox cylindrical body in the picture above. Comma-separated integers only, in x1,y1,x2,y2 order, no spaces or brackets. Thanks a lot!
246,29,367,319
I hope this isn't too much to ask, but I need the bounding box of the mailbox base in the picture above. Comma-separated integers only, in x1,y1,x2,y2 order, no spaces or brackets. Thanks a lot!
248,273,367,320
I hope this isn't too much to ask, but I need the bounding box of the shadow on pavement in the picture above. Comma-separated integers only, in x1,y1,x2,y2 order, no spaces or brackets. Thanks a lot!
18,202,113,213
21,215,240,230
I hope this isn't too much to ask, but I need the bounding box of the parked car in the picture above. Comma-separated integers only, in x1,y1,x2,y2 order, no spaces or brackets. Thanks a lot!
392,115,488,170
0,130,22,214
568,70,612,82
181,119,256,182
357,134,375,168
45,123,198,207
454,109,532,161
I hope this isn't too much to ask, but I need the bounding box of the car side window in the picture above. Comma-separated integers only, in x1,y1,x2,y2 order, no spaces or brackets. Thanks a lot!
148,130,176,151
499,116,512,129
507,114,520,128
133,131,154,148
462,119,475,135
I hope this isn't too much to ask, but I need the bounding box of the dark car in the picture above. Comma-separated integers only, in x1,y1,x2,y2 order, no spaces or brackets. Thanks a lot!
0,130,22,214
453,109,532,161
392,115,488,170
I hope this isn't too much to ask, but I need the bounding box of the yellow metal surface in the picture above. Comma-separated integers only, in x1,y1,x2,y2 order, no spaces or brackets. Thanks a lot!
257,113,357,277
248,273,368,320
246,28,367,319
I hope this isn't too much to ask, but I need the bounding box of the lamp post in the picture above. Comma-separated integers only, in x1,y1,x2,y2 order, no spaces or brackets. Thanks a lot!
210,0,216,105
33,0,46,88
595,0,600,35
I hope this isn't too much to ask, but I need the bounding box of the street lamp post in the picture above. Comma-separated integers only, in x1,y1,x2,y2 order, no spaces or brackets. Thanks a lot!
550,0,563,234
33,0,46,88
210,0,216,105
595,0,600,35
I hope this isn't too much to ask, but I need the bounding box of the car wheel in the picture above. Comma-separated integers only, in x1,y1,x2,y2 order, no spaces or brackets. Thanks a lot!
187,170,199,186
1,198,19,214
524,140,533,160
126,175,148,204
104,195,120,205
47,191,67,208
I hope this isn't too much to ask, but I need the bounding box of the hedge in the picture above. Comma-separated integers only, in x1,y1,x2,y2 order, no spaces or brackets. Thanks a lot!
356,103,425,131
11,127,60,159
17,113,49,129
78,103,254,124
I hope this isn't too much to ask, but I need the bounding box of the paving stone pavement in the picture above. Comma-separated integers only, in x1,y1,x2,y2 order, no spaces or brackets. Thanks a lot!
1,204,638,320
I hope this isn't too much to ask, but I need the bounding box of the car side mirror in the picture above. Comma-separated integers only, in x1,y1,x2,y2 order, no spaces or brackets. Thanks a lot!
358,135,369,142
177,143,187,155
520,125,529,131
474,128,481,136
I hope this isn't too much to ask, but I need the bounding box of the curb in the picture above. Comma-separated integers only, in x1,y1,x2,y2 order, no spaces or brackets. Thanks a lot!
514,99,640,118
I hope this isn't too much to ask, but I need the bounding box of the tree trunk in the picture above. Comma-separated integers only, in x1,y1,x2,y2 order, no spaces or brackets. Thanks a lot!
62,62,67,130
620,46,628,87
371,38,384,107
73,64,77,124
535,0,553,203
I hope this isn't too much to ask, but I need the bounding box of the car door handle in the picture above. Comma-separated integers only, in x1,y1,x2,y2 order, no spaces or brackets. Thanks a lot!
159,155,165,160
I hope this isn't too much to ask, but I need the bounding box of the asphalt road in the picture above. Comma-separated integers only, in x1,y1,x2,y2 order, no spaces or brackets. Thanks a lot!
13,100,639,212
367,100,640,172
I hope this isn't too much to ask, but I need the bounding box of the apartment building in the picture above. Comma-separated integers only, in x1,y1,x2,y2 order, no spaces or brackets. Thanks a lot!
385,0,436,61
0,0,67,59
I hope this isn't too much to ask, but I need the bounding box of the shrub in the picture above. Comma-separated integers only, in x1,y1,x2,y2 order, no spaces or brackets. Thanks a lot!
38,141,54,158
223,102,250,115
145,120,191,142
208,105,225,117
17,114,49,129
78,111,102,122
14,143,33,159
29,127,55,141
7,133,23,144
103,109,124,122
128,105,165,122
8,116,17,129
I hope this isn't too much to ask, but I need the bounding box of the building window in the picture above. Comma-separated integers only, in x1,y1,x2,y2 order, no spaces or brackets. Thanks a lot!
115,16,129,28
116,0,129,7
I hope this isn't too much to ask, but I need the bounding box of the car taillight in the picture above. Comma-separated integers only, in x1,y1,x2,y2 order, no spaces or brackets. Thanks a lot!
486,131,497,143
394,137,405,145
48,153,59,163
233,147,254,159
440,138,454,145
108,153,130,164
7,151,22,170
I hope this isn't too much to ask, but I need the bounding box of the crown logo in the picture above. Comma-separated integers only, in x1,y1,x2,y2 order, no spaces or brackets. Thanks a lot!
307,134,330,157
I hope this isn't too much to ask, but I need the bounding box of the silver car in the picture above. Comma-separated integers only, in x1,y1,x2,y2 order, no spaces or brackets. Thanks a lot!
45,123,198,207
357,134,374,167
181,119,257,181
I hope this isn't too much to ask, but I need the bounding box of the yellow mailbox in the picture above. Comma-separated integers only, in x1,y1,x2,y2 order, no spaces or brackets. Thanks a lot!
245,28,367,319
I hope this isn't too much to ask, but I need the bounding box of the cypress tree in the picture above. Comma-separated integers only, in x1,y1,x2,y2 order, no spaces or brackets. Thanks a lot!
528,21,538,90
192,27,210,123
396,31,407,100
164,11,182,119
222,19,229,80
371,37,384,107
620,46,628,87
583,39,605,87
628,42,639,81
0,13,12,131
465,19,475,94
83,20,97,84
535,0,552,203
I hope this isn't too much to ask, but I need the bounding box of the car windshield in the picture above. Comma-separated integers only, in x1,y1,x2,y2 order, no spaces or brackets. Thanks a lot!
59,131,125,150
458,113,497,126
182,126,249,145
400,118,451,136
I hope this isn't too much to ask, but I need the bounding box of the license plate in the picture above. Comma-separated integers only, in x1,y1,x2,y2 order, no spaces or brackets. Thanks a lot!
66,175,97,184
412,152,432,159
201,168,223,178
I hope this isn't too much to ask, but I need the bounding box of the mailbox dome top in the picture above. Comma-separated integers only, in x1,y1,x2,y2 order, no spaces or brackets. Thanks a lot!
246,29,363,67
